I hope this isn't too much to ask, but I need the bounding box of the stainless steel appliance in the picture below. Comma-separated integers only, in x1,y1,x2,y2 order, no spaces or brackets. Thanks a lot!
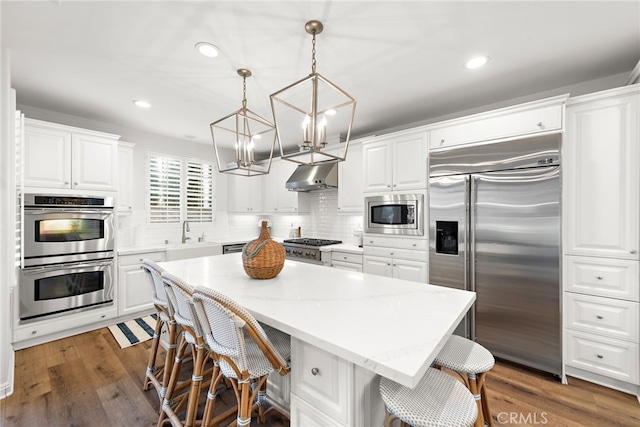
286,163,338,192
23,193,115,266
20,194,115,322
222,243,247,254
429,134,561,376
365,193,424,236
282,238,342,264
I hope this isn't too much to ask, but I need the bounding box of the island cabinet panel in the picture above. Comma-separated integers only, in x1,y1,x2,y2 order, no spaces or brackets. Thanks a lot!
290,338,354,426
23,118,119,191
117,251,164,317
428,94,565,150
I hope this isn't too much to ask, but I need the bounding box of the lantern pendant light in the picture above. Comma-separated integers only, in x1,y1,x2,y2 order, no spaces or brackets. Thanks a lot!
211,69,276,176
270,20,357,165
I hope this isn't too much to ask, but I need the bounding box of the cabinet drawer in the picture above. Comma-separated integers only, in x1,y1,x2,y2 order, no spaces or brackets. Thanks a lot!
364,246,427,262
565,293,639,341
331,251,362,265
290,394,344,427
565,330,639,384
429,102,562,150
363,236,427,251
291,338,353,425
118,251,165,267
565,256,639,301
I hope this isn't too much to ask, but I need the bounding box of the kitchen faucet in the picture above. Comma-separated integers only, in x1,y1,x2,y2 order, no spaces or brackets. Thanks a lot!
182,220,191,243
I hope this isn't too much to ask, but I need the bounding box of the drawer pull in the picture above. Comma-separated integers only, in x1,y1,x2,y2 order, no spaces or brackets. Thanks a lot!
390,252,394,256
596,315,603,320
596,354,604,359
631,249,637,254
596,276,603,280
537,122,543,128
343,256,347,260
311,367,320,376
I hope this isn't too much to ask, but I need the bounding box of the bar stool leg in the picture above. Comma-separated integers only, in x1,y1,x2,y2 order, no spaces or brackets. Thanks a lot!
158,337,190,427
478,372,493,426
159,319,177,399
144,314,164,391
468,373,485,427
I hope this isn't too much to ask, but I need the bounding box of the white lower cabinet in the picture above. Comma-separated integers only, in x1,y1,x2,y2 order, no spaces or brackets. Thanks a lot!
363,239,428,283
330,251,363,272
290,338,354,426
117,251,165,316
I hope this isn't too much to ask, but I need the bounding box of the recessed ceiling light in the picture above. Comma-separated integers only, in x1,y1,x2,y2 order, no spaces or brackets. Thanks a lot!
195,42,220,58
465,55,489,69
133,100,151,108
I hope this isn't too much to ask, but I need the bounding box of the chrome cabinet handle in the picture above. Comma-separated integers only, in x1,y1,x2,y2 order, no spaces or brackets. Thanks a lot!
596,276,603,280
311,367,319,376
64,181,70,185
631,249,637,254
74,182,78,185
596,354,604,359
596,315,603,320
537,122,543,128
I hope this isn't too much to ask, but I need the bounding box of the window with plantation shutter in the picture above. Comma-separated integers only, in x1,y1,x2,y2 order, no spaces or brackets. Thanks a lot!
148,155,182,223
147,153,214,224
186,160,214,222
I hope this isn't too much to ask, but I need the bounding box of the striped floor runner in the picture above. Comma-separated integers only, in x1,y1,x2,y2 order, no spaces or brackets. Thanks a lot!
108,314,157,348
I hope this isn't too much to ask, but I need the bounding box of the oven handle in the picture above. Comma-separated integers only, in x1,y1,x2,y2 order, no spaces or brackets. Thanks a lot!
24,208,114,215
21,259,113,274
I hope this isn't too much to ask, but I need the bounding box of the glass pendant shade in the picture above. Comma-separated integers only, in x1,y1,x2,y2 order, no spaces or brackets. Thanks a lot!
211,69,276,176
270,20,356,165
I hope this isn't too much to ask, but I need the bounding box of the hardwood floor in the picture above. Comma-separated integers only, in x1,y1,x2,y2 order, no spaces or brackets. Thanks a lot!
1,327,639,426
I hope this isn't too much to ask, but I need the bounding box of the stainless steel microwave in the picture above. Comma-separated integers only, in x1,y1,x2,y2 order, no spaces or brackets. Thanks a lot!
365,194,424,236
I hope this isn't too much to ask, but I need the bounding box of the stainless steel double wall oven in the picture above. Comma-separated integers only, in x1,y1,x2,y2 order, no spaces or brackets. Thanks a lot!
20,194,115,322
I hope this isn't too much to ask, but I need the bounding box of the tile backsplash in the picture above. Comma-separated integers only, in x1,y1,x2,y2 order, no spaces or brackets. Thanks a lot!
118,188,362,247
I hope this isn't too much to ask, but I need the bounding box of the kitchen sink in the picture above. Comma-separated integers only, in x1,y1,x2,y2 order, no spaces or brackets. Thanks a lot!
164,242,222,261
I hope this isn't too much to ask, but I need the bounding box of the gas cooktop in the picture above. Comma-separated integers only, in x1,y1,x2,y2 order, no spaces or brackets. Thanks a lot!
282,238,342,247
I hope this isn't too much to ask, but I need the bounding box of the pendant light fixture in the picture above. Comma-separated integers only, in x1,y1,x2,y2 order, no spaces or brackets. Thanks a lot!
270,20,356,165
211,68,276,176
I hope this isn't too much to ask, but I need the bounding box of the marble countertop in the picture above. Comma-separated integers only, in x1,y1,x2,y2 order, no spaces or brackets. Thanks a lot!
158,253,475,389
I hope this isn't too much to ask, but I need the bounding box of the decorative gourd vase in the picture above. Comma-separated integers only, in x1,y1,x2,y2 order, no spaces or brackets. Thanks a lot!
242,220,285,279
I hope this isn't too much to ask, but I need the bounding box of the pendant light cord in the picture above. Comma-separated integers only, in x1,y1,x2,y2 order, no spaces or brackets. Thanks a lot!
311,32,317,74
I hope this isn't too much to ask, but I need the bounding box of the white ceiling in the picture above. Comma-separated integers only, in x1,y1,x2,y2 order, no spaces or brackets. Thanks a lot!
2,1,639,147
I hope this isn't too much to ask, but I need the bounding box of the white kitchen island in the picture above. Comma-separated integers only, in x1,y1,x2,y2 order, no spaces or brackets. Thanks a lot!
158,253,475,426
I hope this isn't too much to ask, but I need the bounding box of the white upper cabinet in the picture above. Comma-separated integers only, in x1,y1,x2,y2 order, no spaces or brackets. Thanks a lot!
337,143,364,213
564,85,639,260
264,159,309,213
363,131,427,192
428,95,566,150
23,118,119,191
228,173,263,213
117,141,135,213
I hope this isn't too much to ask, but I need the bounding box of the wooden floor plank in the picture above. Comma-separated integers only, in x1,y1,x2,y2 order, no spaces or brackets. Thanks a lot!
3,328,639,427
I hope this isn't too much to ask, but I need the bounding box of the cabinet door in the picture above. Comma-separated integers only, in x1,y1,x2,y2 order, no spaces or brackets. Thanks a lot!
393,133,427,191
363,140,392,192
228,174,262,213
338,144,364,212
118,264,154,316
274,160,301,212
362,255,392,277
564,89,639,260
23,125,72,188
72,134,118,191
393,259,428,283
117,142,135,213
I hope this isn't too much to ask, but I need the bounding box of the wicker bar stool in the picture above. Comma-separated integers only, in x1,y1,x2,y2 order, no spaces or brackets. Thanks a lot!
141,259,177,402
379,367,477,427
191,285,291,427
160,273,215,427
433,335,495,427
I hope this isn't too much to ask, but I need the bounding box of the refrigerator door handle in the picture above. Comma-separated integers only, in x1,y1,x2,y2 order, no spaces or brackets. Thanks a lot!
469,175,477,340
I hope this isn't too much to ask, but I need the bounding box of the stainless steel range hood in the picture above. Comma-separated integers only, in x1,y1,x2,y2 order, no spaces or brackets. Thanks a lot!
285,163,338,192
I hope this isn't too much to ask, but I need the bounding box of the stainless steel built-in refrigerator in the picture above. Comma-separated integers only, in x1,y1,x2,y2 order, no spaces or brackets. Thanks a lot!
429,134,561,376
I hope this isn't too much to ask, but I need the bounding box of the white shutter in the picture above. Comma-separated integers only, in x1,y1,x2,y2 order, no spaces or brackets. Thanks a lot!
148,155,182,223
186,160,214,222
